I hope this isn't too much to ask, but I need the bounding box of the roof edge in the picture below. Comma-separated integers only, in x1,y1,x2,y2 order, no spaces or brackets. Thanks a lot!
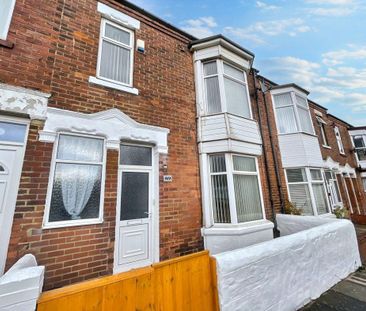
189,34,255,59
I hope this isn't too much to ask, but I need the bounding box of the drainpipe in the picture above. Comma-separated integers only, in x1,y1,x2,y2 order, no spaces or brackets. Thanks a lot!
254,72,286,217
251,69,279,237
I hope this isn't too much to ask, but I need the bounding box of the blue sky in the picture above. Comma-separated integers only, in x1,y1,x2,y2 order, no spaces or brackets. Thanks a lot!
130,0,366,126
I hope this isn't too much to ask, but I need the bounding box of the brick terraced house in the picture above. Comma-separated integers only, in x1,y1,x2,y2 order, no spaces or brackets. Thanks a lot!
0,0,365,291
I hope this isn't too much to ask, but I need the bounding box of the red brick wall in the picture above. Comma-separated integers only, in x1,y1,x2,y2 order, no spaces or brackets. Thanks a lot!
247,72,289,221
4,0,202,289
0,0,58,91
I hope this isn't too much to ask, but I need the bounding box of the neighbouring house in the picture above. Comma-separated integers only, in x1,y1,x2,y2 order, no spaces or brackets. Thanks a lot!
255,79,366,219
0,0,365,292
349,126,366,193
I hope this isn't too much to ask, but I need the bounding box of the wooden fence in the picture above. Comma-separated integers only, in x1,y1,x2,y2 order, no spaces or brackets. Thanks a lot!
37,251,219,311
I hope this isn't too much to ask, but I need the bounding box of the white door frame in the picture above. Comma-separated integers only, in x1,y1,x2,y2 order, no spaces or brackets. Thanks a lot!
113,145,159,274
0,115,30,275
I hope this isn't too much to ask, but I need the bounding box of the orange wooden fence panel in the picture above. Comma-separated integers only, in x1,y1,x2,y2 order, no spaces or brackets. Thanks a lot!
37,251,219,311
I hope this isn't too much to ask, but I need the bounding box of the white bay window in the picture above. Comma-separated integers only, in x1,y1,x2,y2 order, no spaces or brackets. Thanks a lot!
273,92,314,135
203,60,251,118
44,134,105,228
209,154,264,224
286,167,330,215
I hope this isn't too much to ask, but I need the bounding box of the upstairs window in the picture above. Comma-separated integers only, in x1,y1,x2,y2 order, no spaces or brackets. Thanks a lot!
0,0,16,40
203,60,251,118
209,154,263,224
353,136,366,161
334,126,345,154
316,116,329,147
97,19,134,86
273,92,314,135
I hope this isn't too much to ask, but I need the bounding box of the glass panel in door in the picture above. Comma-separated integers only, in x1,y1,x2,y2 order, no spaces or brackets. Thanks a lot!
120,172,149,221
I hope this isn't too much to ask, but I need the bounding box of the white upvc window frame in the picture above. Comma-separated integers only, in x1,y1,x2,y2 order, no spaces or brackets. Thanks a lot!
43,132,106,229
97,18,134,87
0,0,16,41
352,135,366,163
285,167,330,216
362,177,366,192
208,153,265,225
324,169,343,208
316,116,330,148
202,59,253,119
334,126,345,155
272,90,315,135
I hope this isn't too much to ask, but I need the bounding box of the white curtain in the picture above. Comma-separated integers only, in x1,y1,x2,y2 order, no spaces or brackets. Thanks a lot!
276,106,297,133
59,164,100,219
313,184,329,214
273,93,292,107
288,184,313,215
105,23,130,44
205,76,221,114
100,40,130,84
298,107,313,133
224,78,250,118
234,174,262,222
57,135,103,219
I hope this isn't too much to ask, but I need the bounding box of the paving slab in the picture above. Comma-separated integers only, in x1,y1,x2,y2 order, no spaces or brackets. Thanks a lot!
332,280,366,303
301,290,366,311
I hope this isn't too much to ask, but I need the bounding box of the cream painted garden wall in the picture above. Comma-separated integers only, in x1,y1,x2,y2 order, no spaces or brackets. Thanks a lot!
214,214,361,311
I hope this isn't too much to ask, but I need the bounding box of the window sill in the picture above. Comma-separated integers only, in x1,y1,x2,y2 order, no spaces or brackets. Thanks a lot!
278,131,317,138
322,145,331,149
0,39,14,49
202,219,274,236
89,76,139,95
43,218,103,229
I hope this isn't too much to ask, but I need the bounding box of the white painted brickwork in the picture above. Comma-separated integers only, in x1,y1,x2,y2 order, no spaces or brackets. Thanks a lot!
214,215,361,311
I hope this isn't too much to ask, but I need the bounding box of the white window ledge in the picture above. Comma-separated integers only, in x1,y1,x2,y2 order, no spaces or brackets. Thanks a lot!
322,145,332,149
89,76,139,95
43,218,103,229
202,219,274,236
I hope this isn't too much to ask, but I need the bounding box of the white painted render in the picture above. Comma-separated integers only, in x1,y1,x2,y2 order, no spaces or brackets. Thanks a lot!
97,2,140,30
0,83,50,120
39,107,169,152
278,133,324,168
202,219,274,255
0,254,44,311
214,215,361,311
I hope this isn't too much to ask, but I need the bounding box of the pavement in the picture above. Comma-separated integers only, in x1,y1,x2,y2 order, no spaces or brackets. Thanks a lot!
300,224,366,311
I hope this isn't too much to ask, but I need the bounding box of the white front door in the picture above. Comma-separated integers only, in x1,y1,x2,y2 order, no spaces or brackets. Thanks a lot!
0,119,29,275
114,144,154,273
